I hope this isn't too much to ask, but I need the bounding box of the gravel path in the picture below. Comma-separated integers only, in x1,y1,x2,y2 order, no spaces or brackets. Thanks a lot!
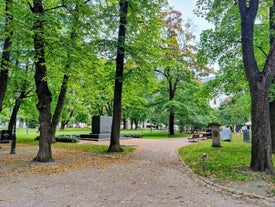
0,138,273,207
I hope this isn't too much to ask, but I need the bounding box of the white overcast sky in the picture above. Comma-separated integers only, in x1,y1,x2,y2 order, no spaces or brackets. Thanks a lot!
168,0,212,40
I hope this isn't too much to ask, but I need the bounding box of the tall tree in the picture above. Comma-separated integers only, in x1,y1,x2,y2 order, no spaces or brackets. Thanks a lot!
238,0,274,172
157,9,210,135
0,0,13,112
108,0,129,152
196,0,275,172
31,0,54,162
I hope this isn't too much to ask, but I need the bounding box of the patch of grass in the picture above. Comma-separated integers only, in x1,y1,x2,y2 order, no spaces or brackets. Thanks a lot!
178,134,275,184
121,129,189,139
14,128,135,154
53,142,135,154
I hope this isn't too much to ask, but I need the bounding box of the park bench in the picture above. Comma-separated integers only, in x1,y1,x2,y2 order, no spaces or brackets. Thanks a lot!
188,133,200,142
188,132,209,142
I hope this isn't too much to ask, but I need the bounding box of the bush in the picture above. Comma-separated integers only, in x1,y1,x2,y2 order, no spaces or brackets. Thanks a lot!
34,135,80,143
122,133,143,138
56,134,80,143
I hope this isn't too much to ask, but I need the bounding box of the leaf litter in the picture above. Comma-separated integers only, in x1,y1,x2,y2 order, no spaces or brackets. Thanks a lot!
0,144,129,178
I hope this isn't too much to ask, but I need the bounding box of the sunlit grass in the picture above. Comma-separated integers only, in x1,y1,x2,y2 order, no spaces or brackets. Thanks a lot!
13,128,135,154
122,129,189,139
178,134,275,183
53,142,135,154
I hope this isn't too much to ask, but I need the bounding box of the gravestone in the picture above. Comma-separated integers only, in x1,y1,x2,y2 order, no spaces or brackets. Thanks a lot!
243,127,250,142
221,127,232,141
211,123,221,147
80,116,112,141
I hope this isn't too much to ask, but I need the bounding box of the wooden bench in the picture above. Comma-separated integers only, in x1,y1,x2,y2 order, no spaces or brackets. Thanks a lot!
188,133,209,142
188,133,200,142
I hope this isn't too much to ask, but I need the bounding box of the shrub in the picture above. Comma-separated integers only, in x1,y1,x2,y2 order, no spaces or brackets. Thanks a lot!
55,134,80,143
122,133,143,138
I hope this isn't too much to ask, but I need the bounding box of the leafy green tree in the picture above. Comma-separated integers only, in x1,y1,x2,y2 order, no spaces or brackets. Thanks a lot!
0,0,14,112
196,0,275,172
217,94,251,127
30,0,54,162
108,0,128,152
156,9,210,135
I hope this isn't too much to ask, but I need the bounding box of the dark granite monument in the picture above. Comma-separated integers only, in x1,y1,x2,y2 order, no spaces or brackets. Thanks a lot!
80,116,112,141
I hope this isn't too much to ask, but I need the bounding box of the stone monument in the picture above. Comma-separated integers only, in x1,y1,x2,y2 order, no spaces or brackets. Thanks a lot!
221,127,232,141
243,126,250,142
80,116,112,141
210,123,221,147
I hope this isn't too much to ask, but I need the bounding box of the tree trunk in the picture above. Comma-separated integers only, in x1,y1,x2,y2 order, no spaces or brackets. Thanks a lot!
168,79,176,135
134,119,138,130
32,0,53,162
51,74,69,142
0,0,13,112
130,120,133,130
169,111,174,136
8,98,20,138
250,85,273,172
269,101,275,153
108,0,128,152
238,0,274,172
7,90,27,137
60,109,74,130
123,118,126,129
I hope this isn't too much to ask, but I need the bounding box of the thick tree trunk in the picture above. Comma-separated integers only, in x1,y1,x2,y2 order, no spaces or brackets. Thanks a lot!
108,0,128,152
269,101,275,153
238,0,274,172
32,0,53,162
250,85,273,172
0,0,13,112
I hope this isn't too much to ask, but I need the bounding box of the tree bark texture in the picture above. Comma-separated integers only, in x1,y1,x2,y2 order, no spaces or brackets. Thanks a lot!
32,0,53,162
250,84,273,172
238,0,274,172
269,101,275,153
108,0,128,152
0,0,13,112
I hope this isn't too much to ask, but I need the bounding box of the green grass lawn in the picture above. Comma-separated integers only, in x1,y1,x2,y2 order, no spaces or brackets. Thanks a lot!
10,128,134,154
178,133,275,184
10,128,188,154
4,128,275,185
121,129,189,138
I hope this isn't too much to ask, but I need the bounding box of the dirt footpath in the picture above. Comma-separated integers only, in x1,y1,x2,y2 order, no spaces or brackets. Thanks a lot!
0,138,274,207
